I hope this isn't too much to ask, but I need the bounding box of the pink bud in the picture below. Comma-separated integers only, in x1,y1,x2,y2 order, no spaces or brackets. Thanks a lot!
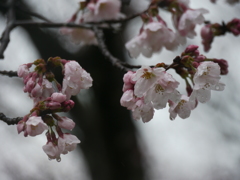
26,116,48,136
47,102,62,110
228,18,240,36
51,93,67,103
213,59,229,75
18,64,30,78
185,45,199,53
201,24,214,52
62,100,75,112
17,120,25,134
58,116,75,131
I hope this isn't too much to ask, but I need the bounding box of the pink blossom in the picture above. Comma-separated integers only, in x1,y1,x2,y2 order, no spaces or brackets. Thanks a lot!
145,71,181,109
120,90,137,110
42,142,62,161
201,24,214,52
122,71,135,92
132,99,154,123
25,116,48,136
17,120,25,134
58,133,80,154
193,61,221,89
51,93,67,103
57,116,75,131
125,21,178,58
212,59,228,75
60,28,97,45
132,66,164,97
169,95,195,120
83,0,124,22
62,61,93,99
47,102,62,109
30,83,43,98
227,18,240,36
176,8,209,38
24,77,36,93
18,64,30,78
32,78,55,105
190,62,225,103
61,100,75,112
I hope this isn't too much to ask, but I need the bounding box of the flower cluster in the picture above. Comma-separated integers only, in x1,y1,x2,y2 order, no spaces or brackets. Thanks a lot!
121,45,227,122
201,18,240,52
60,0,124,45
125,0,208,58
17,57,93,161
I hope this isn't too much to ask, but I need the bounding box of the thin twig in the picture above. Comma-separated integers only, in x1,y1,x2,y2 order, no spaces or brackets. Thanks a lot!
14,20,100,29
0,113,22,125
0,70,18,77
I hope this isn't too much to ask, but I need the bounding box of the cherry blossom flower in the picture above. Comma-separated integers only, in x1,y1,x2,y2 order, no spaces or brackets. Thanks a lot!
132,99,154,123
83,0,124,22
132,66,165,97
190,61,225,103
125,21,178,58
60,28,98,45
120,90,137,110
25,116,48,136
32,78,55,105
18,64,31,78
58,133,80,154
145,71,181,109
62,61,93,99
42,142,62,161
169,95,195,120
122,71,135,92
57,116,76,131
175,8,209,38
193,61,222,89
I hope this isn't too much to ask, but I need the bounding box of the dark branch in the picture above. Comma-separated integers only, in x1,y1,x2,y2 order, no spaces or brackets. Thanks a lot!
0,70,18,77
0,113,22,125
0,0,16,59
14,20,96,29
92,26,164,71
93,26,131,71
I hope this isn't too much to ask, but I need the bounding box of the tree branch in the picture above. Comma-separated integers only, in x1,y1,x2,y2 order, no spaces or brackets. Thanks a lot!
0,70,18,77
0,0,16,59
0,113,22,125
93,26,144,71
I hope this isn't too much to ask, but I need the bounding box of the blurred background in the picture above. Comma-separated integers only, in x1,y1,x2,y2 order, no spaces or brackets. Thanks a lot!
0,0,240,179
